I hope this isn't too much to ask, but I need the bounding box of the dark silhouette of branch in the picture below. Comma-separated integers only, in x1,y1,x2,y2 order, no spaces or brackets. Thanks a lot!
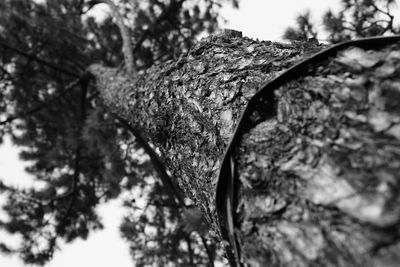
371,2,396,34
131,0,186,55
200,236,215,267
186,234,195,266
115,115,186,207
45,71,89,257
0,75,88,126
0,40,80,78
97,0,186,73
102,0,136,75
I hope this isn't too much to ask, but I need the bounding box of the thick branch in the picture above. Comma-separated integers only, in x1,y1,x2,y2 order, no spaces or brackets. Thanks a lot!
103,0,136,75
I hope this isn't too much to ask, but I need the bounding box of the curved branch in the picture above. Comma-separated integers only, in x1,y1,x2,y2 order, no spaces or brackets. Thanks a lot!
103,0,136,75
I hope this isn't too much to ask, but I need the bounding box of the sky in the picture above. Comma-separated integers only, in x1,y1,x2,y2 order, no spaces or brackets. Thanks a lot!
221,0,340,41
0,1,340,266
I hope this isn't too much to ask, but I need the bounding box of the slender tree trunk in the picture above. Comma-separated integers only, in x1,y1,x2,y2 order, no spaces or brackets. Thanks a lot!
89,32,400,266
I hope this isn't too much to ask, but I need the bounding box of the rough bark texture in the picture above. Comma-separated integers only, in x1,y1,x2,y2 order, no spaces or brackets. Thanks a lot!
236,43,400,266
89,32,400,266
89,31,320,233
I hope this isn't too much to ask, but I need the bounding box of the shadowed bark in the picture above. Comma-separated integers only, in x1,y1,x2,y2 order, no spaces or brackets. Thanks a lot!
89,31,400,266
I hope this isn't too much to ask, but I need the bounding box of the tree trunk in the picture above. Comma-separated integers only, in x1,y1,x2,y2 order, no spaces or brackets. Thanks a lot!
89,31,400,266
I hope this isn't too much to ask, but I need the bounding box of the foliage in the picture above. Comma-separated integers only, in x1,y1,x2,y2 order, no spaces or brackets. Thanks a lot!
283,0,400,43
282,11,317,42
0,0,238,265
120,181,222,266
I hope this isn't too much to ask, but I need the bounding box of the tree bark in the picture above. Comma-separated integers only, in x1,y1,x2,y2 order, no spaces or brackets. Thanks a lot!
89,32,400,266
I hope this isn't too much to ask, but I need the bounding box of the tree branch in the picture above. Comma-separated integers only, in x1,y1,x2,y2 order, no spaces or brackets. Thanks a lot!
115,115,186,207
200,236,215,267
0,75,89,126
0,40,80,78
102,0,136,75
42,73,89,259
131,0,186,55
186,234,195,266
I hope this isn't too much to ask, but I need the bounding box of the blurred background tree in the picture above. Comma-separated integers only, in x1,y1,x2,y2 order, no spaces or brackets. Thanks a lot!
283,0,400,43
0,0,238,265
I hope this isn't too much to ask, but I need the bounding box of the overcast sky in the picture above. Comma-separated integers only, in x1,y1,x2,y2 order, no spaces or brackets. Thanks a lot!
0,1,340,266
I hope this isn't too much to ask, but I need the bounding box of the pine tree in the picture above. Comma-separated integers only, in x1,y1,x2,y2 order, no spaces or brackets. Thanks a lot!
283,0,399,43
0,0,237,264
1,1,400,266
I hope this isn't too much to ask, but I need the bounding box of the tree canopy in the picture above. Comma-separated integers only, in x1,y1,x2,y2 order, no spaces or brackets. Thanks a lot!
283,0,400,43
0,0,237,265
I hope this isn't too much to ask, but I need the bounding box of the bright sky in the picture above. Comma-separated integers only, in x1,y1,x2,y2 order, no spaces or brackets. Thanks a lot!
0,1,340,266
221,0,340,41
